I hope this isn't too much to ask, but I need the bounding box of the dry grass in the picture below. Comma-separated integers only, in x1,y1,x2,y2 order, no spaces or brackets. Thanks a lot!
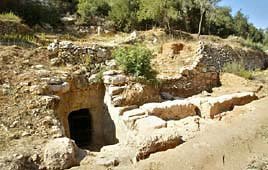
223,62,254,80
0,12,21,22
151,40,198,78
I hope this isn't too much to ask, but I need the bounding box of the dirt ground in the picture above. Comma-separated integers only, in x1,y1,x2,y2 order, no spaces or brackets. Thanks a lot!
1,30,268,170
131,97,268,170
69,97,268,170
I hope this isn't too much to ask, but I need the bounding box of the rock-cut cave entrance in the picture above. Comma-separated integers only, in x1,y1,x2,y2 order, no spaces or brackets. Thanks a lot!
68,109,92,148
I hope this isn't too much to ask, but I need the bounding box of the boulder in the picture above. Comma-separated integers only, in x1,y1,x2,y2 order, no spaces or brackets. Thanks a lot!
141,100,199,120
135,128,183,161
108,86,126,96
119,83,161,106
48,82,70,94
103,74,127,85
59,41,74,49
122,108,147,129
200,92,258,118
134,116,167,132
43,137,86,170
160,92,174,100
103,70,123,76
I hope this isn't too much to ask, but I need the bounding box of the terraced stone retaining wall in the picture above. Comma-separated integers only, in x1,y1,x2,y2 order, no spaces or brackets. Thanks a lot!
161,42,268,97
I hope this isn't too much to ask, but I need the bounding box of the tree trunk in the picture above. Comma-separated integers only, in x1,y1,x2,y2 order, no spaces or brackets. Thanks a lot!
198,10,205,39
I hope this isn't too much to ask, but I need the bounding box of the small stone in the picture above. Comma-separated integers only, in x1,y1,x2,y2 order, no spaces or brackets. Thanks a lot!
103,74,127,85
9,120,19,128
21,131,31,137
48,82,70,93
96,157,120,167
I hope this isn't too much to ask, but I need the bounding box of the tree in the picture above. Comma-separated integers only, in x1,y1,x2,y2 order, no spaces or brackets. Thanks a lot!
137,0,179,31
263,29,268,46
195,0,220,38
108,0,139,32
78,0,110,22
248,24,264,43
206,6,234,37
0,0,71,26
233,10,249,39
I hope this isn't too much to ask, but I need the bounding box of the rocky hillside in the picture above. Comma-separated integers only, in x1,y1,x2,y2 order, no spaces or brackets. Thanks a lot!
0,29,268,170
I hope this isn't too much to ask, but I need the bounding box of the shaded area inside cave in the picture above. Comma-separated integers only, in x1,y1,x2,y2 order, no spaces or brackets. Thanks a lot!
68,109,92,148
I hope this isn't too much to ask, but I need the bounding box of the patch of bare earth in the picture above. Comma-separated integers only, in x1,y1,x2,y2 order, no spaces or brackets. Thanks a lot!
116,97,268,170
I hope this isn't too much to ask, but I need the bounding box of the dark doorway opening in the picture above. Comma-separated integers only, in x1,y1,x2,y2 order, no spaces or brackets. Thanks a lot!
68,109,92,148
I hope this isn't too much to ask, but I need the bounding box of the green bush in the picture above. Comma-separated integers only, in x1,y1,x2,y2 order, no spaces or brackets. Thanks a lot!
0,12,21,22
0,34,39,47
113,45,156,79
241,38,264,51
78,0,110,23
223,61,253,80
0,0,61,26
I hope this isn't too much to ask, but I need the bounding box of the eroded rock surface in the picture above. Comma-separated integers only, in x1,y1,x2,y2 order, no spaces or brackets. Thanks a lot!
198,92,258,118
135,128,183,161
43,137,86,170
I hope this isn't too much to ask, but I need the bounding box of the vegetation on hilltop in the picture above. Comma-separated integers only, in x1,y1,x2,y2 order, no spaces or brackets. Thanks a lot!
1,0,268,50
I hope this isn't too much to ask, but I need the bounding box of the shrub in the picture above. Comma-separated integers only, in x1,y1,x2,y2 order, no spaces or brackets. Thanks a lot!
78,0,110,23
108,0,138,32
222,61,253,80
0,34,39,47
0,12,21,22
113,45,156,79
241,38,264,51
0,0,61,26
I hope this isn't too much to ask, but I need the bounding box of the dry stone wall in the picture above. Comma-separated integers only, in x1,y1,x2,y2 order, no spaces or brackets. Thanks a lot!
47,41,113,75
200,43,268,71
161,42,268,97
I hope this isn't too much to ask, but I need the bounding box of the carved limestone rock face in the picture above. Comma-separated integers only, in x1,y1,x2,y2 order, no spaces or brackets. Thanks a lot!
43,137,86,170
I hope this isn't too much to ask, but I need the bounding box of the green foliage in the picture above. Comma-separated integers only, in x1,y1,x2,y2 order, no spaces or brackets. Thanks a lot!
223,61,254,80
90,69,106,83
78,0,110,22
1,0,265,46
108,0,139,32
0,34,39,47
0,0,74,26
113,45,156,79
0,12,21,22
137,0,179,30
233,11,249,39
82,54,92,68
241,38,264,51
206,7,234,37
262,29,268,50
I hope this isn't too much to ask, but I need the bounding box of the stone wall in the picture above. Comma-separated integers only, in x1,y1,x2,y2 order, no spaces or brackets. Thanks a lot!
160,42,268,98
200,43,268,71
47,41,113,75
